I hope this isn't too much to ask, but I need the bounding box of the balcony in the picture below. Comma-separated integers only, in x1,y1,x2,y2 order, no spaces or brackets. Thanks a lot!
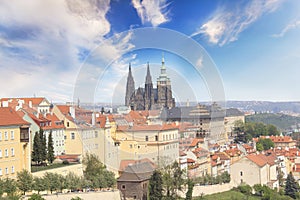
20,126,29,143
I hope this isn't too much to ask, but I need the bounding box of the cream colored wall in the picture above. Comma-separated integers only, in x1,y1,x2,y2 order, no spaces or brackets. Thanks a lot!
231,157,260,186
117,128,179,166
0,126,30,179
260,165,268,185
269,165,277,181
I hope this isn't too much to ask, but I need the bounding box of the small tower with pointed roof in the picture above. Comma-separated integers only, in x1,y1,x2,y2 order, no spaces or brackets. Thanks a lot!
157,53,175,108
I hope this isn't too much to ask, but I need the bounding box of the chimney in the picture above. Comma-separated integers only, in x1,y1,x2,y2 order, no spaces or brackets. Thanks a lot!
29,101,32,108
92,112,95,126
69,106,75,119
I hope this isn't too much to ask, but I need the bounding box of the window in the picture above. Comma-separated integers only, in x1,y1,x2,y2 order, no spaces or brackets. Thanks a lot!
67,122,70,127
121,185,126,190
130,144,133,149
5,167,8,174
11,148,14,156
71,133,75,140
5,149,8,157
0,132,2,141
240,171,243,176
0,168,2,176
0,150,2,158
10,131,14,140
64,135,67,140
145,136,148,141
11,166,14,174
155,135,158,141
95,131,98,138
4,132,8,140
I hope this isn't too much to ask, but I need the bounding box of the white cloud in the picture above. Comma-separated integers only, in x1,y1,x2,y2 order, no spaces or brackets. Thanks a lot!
0,0,136,103
192,0,283,46
272,20,300,38
132,0,170,27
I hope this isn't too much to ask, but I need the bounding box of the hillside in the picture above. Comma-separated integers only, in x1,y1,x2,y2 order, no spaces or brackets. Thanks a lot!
245,113,300,131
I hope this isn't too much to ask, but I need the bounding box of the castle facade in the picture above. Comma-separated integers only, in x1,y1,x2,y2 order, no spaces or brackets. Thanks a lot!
125,56,175,110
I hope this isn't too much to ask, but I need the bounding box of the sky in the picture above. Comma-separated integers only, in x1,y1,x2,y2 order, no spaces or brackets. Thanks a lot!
1,0,300,104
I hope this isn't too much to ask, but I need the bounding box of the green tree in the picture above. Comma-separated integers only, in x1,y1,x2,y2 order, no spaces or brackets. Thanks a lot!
257,138,274,151
162,161,184,199
266,124,280,136
44,172,60,194
185,179,194,200
28,194,46,200
39,129,47,163
253,184,264,196
237,184,252,196
0,178,4,196
17,169,33,195
285,172,299,199
32,131,42,164
57,174,67,193
256,143,264,151
47,131,55,164
3,178,17,197
65,172,81,191
33,177,47,194
149,170,163,200
221,171,231,183
82,153,116,189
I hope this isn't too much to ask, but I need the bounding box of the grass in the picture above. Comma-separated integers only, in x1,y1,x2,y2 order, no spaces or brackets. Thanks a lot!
31,163,78,173
194,190,261,200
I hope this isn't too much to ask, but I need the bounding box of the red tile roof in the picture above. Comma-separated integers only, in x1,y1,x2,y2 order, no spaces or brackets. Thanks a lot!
0,107,30,126
246,153,276,167
190,138,204,147
1,97,46,106
117,123,178,132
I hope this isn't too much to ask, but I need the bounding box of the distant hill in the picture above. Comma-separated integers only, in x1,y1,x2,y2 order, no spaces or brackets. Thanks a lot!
225,101,300,114
246,113,300,131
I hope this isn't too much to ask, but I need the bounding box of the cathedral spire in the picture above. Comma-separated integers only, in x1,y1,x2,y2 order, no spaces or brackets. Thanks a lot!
125,63,135,106
145,62,152,84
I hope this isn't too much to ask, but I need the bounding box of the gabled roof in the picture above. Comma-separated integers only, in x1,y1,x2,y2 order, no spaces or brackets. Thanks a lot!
117,162,155,182
0,107,30,126
246,153,276,167
1,97,47,106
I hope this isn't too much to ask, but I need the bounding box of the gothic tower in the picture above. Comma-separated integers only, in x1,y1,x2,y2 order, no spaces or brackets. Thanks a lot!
144,62,154,110
157,54,175,108
125,63,135,107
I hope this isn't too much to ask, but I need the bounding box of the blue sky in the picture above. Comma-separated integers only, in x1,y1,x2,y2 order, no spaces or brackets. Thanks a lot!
1,0,300,104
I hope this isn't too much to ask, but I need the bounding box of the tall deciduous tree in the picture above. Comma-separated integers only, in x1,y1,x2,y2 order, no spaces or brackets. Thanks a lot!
285,172,299,199
47,131,55,163
17,169,33,195
33,177,47,194
149,170,163,200
82,153,116,189
185,179,194,200
44,172,60,194
3,178,17,197
162,161,184,199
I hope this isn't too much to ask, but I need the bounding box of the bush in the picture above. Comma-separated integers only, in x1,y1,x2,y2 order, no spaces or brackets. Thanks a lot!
237,184,252,195
62,160,69,165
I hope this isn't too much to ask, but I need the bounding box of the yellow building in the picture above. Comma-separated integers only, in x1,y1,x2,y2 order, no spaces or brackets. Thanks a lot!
116,124,179,166
0,107,30,178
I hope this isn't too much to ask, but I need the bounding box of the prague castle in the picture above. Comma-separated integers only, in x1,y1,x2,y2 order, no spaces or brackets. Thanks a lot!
125,56,175,110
